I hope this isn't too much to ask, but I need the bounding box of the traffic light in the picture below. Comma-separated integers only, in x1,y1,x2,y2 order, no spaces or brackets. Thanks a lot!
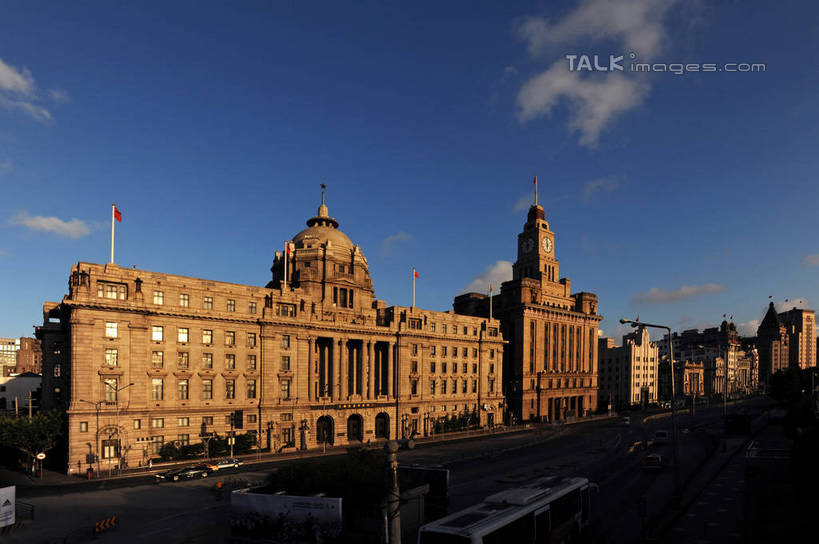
233,409,243,429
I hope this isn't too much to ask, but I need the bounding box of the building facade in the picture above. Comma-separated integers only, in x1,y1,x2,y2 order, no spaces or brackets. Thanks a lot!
0,337,42,376
454,203,601,423
597,328,659,410
37,196,505,474
778,307,816,370
756,303,790,384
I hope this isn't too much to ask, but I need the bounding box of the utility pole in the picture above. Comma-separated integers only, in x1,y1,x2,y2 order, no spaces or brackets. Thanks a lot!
28,391,32,419
385,440,401,544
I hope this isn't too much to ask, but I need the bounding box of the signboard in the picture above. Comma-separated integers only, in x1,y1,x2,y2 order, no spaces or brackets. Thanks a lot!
0,486,15,529
231,489,342,527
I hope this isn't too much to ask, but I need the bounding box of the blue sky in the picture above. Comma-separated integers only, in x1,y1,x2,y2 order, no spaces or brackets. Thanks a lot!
1,1,817,342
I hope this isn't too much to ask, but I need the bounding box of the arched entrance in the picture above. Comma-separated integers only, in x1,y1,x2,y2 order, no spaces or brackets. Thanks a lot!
374,412,390,439
347,414,364,442
316,416,334,446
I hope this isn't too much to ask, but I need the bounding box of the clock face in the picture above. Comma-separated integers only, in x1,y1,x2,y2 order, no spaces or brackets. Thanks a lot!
521,237,535,253
541,237,553,253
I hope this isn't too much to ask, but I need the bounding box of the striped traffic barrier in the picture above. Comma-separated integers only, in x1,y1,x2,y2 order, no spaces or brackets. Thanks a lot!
94,515,119,533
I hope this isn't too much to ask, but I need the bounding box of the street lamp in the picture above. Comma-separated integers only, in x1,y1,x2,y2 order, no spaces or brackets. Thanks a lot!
621,318,682,507
104,381,135,470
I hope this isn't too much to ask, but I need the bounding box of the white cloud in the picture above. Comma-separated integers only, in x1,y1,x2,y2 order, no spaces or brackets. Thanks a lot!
10,212,91,239
380,231,412,255
462,260,513,294
48,89,70,103
737,319,759,337
801,254,819,267
517,62,650,146
582,177,619,200
0,58,34,95
513,193,535,211
0,159,11,176
515,0,682,146
0,57,54,123
632,282,725,304
517,0,679,61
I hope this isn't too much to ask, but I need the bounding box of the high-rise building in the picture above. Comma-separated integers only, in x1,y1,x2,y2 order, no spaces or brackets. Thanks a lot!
756,302,790,384
778,307,816,370
597,327,659,410
0,337,42,376
37,194,505,474
454,203,601,423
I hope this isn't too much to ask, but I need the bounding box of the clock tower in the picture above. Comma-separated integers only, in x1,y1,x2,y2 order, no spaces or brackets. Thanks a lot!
512,204,559,287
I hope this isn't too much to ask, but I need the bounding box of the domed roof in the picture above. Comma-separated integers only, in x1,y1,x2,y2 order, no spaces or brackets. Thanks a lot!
292,187,359,256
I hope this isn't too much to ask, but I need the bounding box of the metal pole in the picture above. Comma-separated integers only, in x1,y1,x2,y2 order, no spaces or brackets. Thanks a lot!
666,326,682,508
385,440,401,544
110,204,115,264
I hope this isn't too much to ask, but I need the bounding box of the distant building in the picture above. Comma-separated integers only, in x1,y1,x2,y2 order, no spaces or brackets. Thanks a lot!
0,372,42,412
778,307,816,370
756,303,790,384
0,337,42,376
597,327,659,410
454,202,601,423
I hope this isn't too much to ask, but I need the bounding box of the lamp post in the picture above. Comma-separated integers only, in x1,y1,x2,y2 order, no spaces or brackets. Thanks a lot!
79,399,103,475
621,318,681,507
104,381,135,470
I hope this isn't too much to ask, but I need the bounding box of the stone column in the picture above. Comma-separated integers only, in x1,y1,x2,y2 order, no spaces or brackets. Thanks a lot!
351,343,358,397
386,342,394,399
365,342,373,399
307,337,314,402
337,339,345,401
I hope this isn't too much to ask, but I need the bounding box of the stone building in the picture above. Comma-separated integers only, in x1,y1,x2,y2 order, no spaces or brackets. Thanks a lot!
36,194,505,474
597,327,659,410
756,303,790,384
454,203,601,423
778,307,816,370
0,337,42,376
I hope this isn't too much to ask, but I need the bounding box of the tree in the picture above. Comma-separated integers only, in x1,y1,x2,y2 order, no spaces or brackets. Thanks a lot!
0,411,64,468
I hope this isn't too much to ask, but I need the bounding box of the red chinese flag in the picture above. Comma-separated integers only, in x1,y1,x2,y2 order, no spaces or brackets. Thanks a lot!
490,285,493,294
533,175,537,186
286,243,290,255
114,206,122,222
413,269,419,279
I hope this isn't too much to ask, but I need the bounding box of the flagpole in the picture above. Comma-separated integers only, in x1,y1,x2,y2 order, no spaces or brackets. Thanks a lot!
412,269,416,308
534,176,538,207
489,285,493,320
283,242,288,292
110,204,115,264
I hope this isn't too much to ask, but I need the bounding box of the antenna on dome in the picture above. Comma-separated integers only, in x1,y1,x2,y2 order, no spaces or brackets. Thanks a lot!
321,183,326,205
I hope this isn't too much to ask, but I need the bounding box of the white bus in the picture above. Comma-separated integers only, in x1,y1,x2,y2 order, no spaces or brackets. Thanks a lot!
417,476,596,544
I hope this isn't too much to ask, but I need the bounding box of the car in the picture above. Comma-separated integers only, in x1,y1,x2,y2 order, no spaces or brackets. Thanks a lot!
641,453,663,471
155,465,212,481
205,457,243,471
619,417,631,427
653,430,671,445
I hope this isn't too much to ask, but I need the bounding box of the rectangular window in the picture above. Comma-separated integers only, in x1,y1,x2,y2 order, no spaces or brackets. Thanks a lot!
202,416,213,425
202,379,213,400
442,380,447,394
225,379,236,399
153,290,164,305
102,439,120,459
227,299,236,312
152,351,164,368
53,364,61,377
442,324,447,334
490,349,495,359
281,380,291,400
281,335,291,349
203,296,213,310
463,326,468,335
452,347,457,358
152,325,163,342
430,345,436,356
463,347,468,358
247,414,257,424
411,361,418,373
409,318,422,330
133,419,141,430
247,379,257,399
151,417,164,429
442,362,447,373
488,327,498,337
177,351,189,369
411,380,418,395
430,381,436,395
178,434,190,446
152,378,164,400
462,380,467,393
431,323,436,332
104,378,118,402
276,303,296,317
202,353,213,369
281,356,290,371
105,322,118,338
472,363,477,373
247,354,257,370
472,348,478,358
177,327,189,343
248,302,257,314
430,362,436,373
202,329,213,344
247,333,257,348
80,421,88,432
179,293,189,307
151,436,163,455
412,344,418,356
490,363,495,374
442,347,447,357
225,354,236,370
472,380,477,393
473,327,478,336
178,379,189,400
489,380,495,393
105,348,118,367
178,416,190,427
225,331,235,346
